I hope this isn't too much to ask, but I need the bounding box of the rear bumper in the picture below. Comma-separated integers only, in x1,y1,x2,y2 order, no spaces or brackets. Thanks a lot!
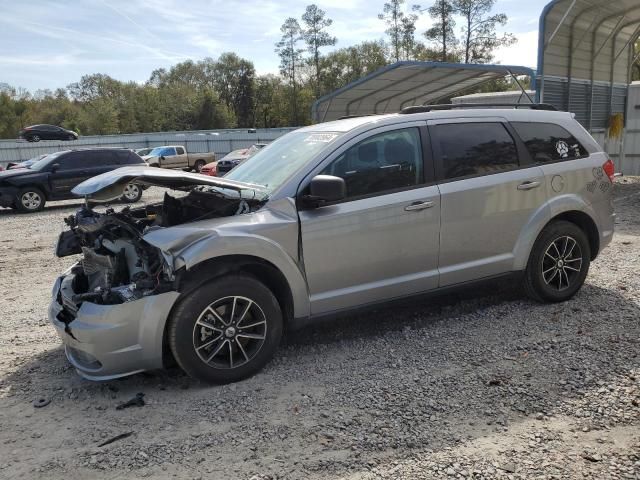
48,273,180,380
0,186,18,208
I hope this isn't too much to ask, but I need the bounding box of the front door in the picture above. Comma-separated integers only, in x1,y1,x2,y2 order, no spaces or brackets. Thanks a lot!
298,125,441,315
49,151,117,198
429,119,547,286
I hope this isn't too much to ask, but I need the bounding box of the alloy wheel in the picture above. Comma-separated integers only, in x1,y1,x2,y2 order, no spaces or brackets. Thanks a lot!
122,184,140,201
192,296,267,369
542,235,583,291
21,191,42,210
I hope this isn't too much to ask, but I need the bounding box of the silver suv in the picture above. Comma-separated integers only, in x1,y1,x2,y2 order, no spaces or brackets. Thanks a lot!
49,105,615,384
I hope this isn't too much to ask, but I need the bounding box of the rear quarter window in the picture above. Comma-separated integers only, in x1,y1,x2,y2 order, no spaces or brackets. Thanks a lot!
117,151,144,165
511,122,588,163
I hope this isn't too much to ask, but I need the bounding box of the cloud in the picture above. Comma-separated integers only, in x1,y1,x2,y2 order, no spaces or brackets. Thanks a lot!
494,30,539,68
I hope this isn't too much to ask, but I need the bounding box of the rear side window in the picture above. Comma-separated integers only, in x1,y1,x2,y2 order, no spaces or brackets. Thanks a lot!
435,123,519,180
511,122,587,163
62,151,116,168
321,127,424,199
117,150,143,165
175,147,185,155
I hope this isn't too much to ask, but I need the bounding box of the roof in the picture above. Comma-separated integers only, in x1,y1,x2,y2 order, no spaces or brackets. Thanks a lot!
538,0,640,86
311,61,536,123
301,108,574,140
536,0,640,127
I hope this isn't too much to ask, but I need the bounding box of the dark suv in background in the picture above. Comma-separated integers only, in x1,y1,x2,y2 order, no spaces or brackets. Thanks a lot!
0,148,145,212
18,124,79,142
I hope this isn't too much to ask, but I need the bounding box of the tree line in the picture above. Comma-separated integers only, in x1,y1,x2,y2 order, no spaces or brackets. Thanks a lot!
0,0,619,140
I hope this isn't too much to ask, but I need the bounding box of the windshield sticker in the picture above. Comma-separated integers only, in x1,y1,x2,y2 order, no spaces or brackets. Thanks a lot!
304,133,338,143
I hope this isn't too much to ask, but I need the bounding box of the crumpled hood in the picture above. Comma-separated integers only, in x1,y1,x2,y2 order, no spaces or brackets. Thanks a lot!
71,166,268,201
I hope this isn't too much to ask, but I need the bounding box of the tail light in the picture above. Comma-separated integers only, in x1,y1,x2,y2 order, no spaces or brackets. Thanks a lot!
602,159,615,182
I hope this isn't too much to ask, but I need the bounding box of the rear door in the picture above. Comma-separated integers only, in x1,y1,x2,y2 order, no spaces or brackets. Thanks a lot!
298,123,441,315
430,119,547,286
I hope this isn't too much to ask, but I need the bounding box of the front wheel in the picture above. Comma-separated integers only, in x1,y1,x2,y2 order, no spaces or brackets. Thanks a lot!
29,134,40,142
168,274,283,384
121,183,143,203
523,220,591,303
16,187,46,213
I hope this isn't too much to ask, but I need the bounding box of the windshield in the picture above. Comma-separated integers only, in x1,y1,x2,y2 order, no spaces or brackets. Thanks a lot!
224,131,341,193
148,147,175,157
29,151,66,171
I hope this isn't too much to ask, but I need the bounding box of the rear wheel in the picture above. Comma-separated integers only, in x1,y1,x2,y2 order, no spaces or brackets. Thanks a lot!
193,159,206,173
29,134,40,142
67,134,75,141
169,274,283,384
523,221,590,302
16,187,45,213
121,183,143,203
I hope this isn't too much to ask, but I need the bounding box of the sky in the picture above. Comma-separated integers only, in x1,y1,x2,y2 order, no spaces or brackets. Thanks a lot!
0,0,546,92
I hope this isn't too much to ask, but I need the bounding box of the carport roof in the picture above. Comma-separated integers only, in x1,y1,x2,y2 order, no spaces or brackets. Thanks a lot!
538,0,640,93
312,61,535,123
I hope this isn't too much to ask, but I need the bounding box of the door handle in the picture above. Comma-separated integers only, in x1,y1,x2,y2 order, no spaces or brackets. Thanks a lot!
405,200,435,211
517,181,541,190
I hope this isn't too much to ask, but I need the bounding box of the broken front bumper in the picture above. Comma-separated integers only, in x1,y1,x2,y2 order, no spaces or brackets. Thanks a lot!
48,272,180,381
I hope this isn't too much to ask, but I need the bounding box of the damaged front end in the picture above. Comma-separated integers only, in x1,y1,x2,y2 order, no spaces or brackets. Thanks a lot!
49,167,268,379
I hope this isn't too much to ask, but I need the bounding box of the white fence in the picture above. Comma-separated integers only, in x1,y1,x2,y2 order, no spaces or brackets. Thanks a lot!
0,127,297,167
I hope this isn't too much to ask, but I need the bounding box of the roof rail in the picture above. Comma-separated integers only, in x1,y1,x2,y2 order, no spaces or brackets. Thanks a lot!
337,114,380,120
399,103,559,114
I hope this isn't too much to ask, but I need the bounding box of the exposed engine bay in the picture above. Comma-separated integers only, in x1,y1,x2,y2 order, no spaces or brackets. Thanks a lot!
55,187,264,306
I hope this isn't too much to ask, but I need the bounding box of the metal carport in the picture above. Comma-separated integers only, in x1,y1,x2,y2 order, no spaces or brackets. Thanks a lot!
311,62,535,123
537,0,640,130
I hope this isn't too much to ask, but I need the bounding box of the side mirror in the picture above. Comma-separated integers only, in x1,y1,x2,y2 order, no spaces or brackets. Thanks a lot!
303,175,346,208
50,163,60,173
159,155,165,161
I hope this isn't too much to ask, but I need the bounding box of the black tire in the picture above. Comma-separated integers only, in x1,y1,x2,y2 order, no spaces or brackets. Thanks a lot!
15,187,46,213
523,220,591,303
67,134,76,141
29,134,40,142
193,159,206,173
120,183,143,203
168,274,283,384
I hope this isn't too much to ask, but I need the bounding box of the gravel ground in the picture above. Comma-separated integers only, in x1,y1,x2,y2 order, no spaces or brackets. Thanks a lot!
0,181,638,480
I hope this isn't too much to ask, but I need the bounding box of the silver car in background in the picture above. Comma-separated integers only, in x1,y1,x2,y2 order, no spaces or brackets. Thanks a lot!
49,105,615,384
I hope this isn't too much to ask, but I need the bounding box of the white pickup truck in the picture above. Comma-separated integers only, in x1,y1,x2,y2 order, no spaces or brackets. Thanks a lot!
142,146,216,172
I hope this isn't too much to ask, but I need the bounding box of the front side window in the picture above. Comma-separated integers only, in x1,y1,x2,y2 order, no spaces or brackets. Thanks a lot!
511,122,587,163
435,123,519,180
149,147,177,157
321,128,423,199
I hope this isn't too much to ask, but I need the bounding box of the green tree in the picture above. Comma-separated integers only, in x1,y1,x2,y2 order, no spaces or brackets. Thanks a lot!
319,41,389,94
423,0,458,62
302,4,336,96
454,0,516,64
275,17,305,125
378,0,405,62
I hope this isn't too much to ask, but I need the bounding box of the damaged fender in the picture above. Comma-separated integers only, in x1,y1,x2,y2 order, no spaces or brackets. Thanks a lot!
143,197,311,319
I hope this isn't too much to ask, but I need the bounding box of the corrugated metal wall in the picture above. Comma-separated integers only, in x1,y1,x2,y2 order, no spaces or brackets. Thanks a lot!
540,77,627,129
0,127,296,167
591,82,640,175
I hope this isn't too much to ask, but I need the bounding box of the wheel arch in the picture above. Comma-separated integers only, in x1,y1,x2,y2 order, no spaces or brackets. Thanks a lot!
514,198,602,270
162,255,298,366
17,184,48,200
